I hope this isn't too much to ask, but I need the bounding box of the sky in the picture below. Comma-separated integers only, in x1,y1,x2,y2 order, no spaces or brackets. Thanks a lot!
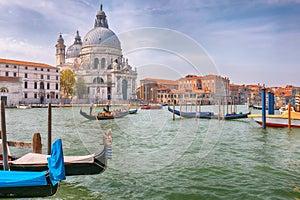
0,0,300,87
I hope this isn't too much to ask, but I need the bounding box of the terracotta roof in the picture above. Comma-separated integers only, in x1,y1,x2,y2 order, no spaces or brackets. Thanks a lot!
141,78,178,85
0,76,20,82
0,58,57,69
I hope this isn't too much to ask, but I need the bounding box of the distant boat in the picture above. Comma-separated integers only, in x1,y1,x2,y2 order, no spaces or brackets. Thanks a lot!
168,106,249,120
128,108,138,114
16,104,31,109
0,139,65,198
141,104,162,110
80,109,128,120
248,110,300,128
167,106,214,119
250,104,279,110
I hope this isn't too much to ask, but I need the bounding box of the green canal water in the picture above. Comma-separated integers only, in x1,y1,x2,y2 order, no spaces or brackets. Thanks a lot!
3,105,300,199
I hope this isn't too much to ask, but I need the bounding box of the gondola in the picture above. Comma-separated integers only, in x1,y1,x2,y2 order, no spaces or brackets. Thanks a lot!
0,129,112,176
80,108,128,120
80,109,114,120
0,139,65,198
168,106,249,120
168,106,214,118
129,108,138,114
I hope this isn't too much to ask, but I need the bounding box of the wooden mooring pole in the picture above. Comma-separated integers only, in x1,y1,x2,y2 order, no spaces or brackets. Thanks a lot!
1,101,10,170
288,103,291,129
47,103,52,155
261,87,266,129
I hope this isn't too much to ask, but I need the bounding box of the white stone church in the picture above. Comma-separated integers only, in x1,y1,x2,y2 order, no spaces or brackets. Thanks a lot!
55,4,137,104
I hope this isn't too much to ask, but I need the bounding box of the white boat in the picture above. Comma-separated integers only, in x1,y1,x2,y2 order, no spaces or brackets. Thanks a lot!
17,104,32,109
248,110,300,128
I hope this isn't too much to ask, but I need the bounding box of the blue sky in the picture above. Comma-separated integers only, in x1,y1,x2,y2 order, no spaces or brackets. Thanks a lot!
0,0,299,86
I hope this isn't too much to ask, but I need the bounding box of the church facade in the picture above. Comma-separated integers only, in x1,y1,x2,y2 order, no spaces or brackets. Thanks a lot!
56,5,137,104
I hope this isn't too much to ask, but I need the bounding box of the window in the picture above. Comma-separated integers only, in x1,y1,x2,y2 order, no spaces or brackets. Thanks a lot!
13,72,17,77
35,67,37,70
24,93,28,98
56,76,58,80
47,94,50,99
47,75,50,80
41,75,44,79
14,65,17,69
56,69,58,73
24,82,28,89
34,93,37,98
5,72,9,76
40,82,44,89
25,73,28,78
101,58,105,69
94,58,99,69
56,94,58,99
25,66,28,70
5,65,8,68
47,69,50,72
41,68,43,71
34,82,37,89
56,83,59,90
47,83,50,89
0,87,8,93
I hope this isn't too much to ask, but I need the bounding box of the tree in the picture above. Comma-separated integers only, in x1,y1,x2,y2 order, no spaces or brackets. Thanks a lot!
60,69,76,98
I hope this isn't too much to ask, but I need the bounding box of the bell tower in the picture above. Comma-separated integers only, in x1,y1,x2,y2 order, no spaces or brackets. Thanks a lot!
55,33,66,67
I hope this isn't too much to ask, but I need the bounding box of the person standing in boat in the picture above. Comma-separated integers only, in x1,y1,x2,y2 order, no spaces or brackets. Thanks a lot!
90,102,93,115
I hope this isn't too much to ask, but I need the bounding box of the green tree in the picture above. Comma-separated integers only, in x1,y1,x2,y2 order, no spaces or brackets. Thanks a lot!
60,69,76,97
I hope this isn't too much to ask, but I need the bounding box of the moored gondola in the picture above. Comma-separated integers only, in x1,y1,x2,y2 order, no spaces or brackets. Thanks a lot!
0,129,112,176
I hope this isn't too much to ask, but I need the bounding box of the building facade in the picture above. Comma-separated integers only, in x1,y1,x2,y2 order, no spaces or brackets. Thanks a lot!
139,75,230,105
0,58,60,106
56,4,137,104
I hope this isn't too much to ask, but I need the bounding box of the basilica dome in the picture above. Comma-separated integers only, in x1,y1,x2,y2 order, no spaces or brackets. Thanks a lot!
66,31,82,59
66,43,81,58
82,27,121,49
82,4,121,49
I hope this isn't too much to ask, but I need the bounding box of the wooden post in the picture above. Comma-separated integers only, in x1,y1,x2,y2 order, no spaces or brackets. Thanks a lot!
179,104,182,119
0,101,9,170
262,87,266,129
195,102,198,119
222,100,225,120
199,99,201,113
288,103,291,129
32,132,42,153
172,103,175,120
218,100,220,121
47,103,52,155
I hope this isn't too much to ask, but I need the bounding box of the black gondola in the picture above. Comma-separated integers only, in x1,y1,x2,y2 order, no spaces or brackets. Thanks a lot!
0,139,65,198
0,129,112,176
168,106,249,120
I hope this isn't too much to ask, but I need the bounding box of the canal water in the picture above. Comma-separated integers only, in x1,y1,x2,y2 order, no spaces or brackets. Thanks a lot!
3,105,300,199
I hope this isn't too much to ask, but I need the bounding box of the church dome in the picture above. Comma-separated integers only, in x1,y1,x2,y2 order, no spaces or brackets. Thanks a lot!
66,43,82,58
66,31,82,58
82,27,121,49
81,4,121,49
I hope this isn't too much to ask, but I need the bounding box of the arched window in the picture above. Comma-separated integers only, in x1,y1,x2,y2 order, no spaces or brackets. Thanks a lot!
94,58,99,69
34,82,37,89
40,82,44,89
0,87,8,93
122,79,128,100
24,81,28,89
93,77,104,84
101,58,105,69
